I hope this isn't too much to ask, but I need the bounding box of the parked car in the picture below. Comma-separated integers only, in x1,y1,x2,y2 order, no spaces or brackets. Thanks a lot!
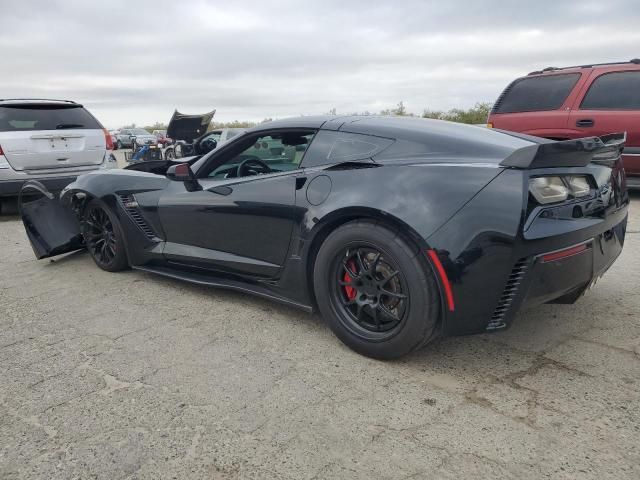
115,128,157,149
488,59,640,187
152,129,173,147
20,116,628,359
162,109,216,160
0,98,112,210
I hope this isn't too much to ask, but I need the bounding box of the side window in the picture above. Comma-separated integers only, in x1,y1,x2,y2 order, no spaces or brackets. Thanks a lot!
301,131,394,168
580,71,640,110
493,73,581,113
206,131,315,179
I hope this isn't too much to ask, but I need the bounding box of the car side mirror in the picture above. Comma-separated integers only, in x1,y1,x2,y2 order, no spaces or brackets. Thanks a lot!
167,163,201,191
167,162,195,181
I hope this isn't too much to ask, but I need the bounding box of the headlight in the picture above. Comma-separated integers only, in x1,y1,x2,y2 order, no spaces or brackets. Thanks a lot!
566,175,590,197
529,176,568,204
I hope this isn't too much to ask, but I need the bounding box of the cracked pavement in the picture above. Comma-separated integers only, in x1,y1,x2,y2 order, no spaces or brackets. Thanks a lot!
1,194,639,479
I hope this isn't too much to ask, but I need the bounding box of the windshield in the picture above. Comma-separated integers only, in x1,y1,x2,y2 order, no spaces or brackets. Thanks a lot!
131,128,150,135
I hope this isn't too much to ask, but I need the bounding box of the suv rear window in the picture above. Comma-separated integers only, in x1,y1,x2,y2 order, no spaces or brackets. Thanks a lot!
493,73,580,114
580,71,640,110
0,104,102,132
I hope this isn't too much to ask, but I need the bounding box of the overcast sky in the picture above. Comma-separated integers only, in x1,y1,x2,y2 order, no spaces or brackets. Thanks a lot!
2,0,639,127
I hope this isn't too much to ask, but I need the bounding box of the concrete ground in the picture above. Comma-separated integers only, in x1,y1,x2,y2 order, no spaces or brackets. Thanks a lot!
0,192,639,479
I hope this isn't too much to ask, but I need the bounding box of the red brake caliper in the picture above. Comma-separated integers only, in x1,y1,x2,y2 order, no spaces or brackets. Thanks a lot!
343,259,357,300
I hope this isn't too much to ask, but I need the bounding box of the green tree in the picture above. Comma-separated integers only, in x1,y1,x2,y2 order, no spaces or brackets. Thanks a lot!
380,101,413,117
393,101,407,116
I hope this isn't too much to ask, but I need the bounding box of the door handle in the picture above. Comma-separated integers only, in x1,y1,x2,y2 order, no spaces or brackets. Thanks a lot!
576,119,594,128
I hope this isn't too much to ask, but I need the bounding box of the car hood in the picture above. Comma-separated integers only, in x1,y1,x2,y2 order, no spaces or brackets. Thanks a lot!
167,109,216,141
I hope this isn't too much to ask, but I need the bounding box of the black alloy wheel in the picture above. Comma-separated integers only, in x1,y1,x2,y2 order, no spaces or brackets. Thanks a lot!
313,220,440,359
82,199,128,272
333,246,408,336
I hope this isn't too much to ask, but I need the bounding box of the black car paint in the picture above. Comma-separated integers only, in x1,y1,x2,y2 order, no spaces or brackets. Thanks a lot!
21,116,629,337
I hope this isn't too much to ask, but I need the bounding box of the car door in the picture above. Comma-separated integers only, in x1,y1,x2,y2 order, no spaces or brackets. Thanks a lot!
157,129,315,278
568,68,640,176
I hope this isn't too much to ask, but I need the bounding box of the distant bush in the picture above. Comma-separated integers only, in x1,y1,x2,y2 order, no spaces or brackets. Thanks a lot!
326,101,492,125
421,102,492,124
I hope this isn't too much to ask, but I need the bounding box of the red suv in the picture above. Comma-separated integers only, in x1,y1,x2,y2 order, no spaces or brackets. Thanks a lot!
488,59,640,187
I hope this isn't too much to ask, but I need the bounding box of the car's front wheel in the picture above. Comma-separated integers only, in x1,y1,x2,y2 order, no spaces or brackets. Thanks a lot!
82,199,128,272
116,140,123,150
313,220,440,359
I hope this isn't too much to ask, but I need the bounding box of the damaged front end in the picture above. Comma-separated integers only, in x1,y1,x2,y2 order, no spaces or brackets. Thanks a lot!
20,180,85,259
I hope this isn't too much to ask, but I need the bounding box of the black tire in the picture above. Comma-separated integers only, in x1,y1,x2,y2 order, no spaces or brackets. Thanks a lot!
313,220,440,359
116,140,123,150
164,148,175,161
82,199,129,272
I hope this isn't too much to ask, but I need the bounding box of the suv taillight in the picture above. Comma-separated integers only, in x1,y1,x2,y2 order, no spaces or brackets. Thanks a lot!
0,143,3,155
103,129,114,150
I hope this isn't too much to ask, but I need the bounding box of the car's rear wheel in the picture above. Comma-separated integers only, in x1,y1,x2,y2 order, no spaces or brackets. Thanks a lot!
313,220,440,359
82,199,128,272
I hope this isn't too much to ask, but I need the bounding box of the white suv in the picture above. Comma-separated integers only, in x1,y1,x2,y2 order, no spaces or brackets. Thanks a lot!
0,99,114,204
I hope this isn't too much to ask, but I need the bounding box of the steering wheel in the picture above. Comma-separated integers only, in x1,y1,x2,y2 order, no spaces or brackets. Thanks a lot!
237,156,271,176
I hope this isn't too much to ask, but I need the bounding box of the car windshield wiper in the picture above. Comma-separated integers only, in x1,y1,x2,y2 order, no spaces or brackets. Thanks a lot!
55,123,84,129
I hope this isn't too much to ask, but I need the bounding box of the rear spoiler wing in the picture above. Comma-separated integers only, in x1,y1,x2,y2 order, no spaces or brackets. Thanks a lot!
500,132,626,169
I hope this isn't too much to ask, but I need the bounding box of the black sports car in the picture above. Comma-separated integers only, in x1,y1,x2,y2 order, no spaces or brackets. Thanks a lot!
20,116,629,359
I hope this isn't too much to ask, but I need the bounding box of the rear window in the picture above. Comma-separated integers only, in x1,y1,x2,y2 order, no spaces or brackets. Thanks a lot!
580,71,640,110
0,105,102,132
301,131,394,168
493,73,580,114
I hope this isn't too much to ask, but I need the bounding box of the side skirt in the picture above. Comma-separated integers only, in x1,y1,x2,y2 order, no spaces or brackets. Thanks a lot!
131,264,314,313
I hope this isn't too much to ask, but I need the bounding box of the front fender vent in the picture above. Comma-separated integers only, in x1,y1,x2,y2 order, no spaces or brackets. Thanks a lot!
486,258,529,331
118,194,156,240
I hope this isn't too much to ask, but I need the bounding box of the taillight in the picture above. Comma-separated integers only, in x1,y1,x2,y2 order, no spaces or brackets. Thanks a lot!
103,129,114,150
529,175,592,205
0,143,9,170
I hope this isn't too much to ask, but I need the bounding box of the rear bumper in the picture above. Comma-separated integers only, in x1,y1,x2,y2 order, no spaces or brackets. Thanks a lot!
488,211,627,330
0,176,79,197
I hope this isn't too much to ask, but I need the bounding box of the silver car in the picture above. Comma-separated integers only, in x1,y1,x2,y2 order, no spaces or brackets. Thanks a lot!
115,128,157,149
0,99,112,207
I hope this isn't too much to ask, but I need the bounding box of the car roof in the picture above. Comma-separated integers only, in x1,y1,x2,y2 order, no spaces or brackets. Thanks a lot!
0,98,80,106
251,114,533,150
527,59,640,76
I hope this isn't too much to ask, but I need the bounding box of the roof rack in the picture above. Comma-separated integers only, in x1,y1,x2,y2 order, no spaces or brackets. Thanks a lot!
528,59,640,75
0,98,78,104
